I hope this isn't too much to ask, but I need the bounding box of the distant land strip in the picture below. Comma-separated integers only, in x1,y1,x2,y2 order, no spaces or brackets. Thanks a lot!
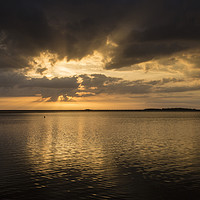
0,108,199,113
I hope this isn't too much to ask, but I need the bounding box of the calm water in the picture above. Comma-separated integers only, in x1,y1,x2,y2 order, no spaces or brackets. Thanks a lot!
0,112,200,200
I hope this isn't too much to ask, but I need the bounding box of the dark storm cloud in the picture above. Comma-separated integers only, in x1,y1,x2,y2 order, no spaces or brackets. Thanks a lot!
1,0,200,70
0,71,79,101
82,74,153,95
78,74,187,97
0,0,135,69
157,85,200,93
105,0,200,68
23,76,78,89
0,72,190,101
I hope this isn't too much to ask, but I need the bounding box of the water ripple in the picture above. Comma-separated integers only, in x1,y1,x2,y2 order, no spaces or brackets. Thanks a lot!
0,112,200,199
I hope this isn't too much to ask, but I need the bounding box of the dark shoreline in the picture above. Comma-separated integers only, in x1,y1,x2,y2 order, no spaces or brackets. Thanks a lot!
0,108,199,113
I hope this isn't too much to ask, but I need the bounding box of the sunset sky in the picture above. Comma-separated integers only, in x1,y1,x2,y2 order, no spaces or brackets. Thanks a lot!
0,0,200,109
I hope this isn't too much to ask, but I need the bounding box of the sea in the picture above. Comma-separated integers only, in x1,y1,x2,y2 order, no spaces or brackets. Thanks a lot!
0,111,200,200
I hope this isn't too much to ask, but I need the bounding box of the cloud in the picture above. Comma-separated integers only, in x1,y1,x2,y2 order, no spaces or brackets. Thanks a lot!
78,74,191,97
0,71,79,101
0,72,193,101
0,0,200,106
36,67,47,75
23,76,78,89
1,0,200,71
156,85,200,93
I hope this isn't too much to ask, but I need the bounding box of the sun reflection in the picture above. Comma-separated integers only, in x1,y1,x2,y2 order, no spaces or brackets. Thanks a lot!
25,114,119,185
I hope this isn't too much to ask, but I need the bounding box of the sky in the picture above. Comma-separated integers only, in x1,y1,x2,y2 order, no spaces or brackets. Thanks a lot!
0,0,200,110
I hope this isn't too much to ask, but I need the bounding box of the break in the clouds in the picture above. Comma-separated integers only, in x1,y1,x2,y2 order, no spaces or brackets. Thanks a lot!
0,0,200,108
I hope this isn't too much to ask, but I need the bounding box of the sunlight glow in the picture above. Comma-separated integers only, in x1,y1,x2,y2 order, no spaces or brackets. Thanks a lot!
26,51,105,79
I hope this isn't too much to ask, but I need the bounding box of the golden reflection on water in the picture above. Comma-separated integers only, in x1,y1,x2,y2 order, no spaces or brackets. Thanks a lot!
25,113,120,189
0,112,200,199
24,112,200,188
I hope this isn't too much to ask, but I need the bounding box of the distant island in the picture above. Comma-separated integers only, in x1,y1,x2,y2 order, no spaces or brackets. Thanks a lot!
143,108,198,111
0,108,199,113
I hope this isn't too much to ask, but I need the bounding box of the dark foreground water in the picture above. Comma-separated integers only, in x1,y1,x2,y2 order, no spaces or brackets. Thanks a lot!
0,111,200,200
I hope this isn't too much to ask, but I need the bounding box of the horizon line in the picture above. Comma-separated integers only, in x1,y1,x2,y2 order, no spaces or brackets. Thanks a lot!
0,108,199,113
